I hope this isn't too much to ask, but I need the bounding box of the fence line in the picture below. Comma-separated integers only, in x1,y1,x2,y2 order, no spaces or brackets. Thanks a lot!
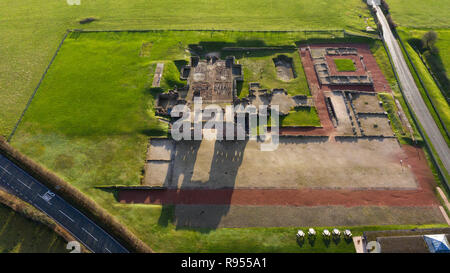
8,30,71,142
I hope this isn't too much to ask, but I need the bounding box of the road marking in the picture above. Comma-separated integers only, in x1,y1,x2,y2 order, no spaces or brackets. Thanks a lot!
105,247,112,253
34,203,44,212
59,210,75,222
0,165,11,175
82,227,98,242
17,178,32,189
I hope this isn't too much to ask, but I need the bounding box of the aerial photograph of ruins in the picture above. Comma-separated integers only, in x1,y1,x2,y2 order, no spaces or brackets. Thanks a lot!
0,0,449,263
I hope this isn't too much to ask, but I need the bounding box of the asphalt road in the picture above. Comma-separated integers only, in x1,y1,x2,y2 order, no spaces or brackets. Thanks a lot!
0,154,129,253
373,4,450,172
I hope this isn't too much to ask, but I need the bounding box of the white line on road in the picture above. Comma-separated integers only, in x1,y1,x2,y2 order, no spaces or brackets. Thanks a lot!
82,227,98,242
0,166,11,175
34,203,44,212
17,178,31,189
105,247,112,253
59,209,75,222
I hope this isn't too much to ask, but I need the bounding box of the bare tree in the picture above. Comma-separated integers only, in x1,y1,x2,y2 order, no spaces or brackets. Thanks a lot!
381,0,390,12
386,14,397,29
422,31,438,50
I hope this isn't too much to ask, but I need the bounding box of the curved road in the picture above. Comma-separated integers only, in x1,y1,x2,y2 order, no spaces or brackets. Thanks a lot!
0,154,129,253
373,3,450,173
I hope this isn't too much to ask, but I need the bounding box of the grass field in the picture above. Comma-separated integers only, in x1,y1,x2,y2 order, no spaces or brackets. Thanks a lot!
238,50,310,98
0,204,67,253
334,58,356,72
397,29,450,145
0,0,373,137
280,107,321,127
387,0,450,28
397,28,450,99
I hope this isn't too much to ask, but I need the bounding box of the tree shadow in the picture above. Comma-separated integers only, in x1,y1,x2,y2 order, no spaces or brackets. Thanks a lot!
156,139,248,233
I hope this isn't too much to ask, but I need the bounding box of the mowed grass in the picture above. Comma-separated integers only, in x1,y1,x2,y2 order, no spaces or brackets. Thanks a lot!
334,58,356,72
387,0,450,28
281,107,321,127
236,50,310,97
0,204,67,253
0,0,372,137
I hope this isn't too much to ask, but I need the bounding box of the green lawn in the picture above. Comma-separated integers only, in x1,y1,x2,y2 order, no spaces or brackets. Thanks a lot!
0,0,373,137
280,107,321,127
387,0,450,28
0,204,67,253
397,29,450,145
397,28,450,99
334,58,356,72
238,50,310,98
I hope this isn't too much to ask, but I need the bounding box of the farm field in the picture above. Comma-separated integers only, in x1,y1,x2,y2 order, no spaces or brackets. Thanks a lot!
387,0,450,28
0,204,67,253
0,0,373,137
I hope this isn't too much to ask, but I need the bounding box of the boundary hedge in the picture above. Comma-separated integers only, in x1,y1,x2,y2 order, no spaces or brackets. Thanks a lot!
0,189,90,253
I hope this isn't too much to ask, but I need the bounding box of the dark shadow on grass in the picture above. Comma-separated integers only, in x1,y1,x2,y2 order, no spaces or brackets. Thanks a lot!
407,38,449,100
94,187,120,202
322,237,331,248
174,60,188,72
155,139,248,234
296,238,305,248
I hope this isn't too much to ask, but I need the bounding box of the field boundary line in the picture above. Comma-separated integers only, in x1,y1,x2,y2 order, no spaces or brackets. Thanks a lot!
7,30,71,142
71,28,346,33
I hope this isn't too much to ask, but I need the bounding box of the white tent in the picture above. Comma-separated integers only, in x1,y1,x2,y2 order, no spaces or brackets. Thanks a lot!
424,234,450,253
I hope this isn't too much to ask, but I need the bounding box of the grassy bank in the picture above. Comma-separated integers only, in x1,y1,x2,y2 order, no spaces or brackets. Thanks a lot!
397,30,450,145
0,203,67,253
